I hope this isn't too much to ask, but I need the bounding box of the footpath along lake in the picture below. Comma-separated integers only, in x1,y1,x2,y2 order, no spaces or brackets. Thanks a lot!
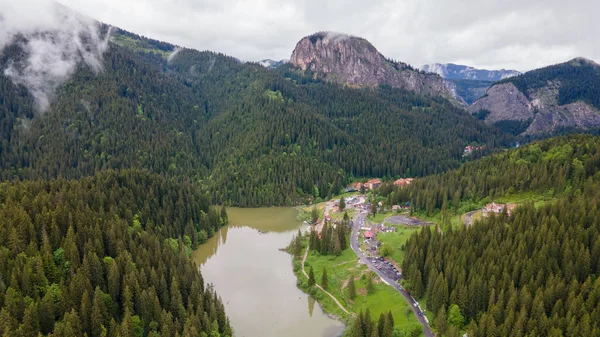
192,207,345,337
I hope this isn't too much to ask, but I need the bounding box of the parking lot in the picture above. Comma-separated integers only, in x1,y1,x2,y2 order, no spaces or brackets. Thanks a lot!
370,256,401,281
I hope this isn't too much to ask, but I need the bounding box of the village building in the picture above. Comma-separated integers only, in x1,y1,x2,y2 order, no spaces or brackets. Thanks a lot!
464,145,484,154
393,178,413,187
366,179,382,190
483,202,518,217
364,230,375,240
346,182,363,192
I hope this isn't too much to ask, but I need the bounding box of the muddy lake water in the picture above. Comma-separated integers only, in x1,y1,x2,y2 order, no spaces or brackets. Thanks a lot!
192,207,345,337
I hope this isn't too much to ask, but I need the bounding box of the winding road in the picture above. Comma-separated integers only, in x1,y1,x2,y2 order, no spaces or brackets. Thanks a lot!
350,211,434,337
463,210,480,227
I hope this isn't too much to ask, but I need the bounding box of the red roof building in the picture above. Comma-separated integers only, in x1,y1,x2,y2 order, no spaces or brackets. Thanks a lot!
364,231,375,239
394,178,413,187
366,179,382,190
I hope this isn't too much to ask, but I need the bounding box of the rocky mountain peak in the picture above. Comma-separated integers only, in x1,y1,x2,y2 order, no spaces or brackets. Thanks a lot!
290,32,462,103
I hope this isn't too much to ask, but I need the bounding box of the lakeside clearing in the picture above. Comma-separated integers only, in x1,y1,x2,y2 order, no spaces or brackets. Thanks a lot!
293,241,424,336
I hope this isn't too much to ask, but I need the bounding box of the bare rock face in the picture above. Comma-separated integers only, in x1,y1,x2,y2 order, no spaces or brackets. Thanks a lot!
526,102,600,134
469,82,600,135
290,32,461,103
469,83,600,135
468,58,600,135
468,83,534,123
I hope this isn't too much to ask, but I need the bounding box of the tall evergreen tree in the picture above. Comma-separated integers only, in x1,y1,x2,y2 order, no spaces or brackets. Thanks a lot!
308,267,316,287
321,267,328,289
339,197,346,212
348,275,356,300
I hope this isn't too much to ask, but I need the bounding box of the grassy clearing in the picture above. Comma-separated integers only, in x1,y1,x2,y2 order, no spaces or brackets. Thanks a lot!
294,240,423,334
377,226,422,265
369,211,397,223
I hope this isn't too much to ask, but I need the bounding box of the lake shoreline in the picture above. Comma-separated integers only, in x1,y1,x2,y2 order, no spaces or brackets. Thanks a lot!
192,207,345,337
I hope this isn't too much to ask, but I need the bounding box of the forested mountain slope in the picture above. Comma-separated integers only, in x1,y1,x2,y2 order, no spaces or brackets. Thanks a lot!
387,134,600,215
0,170,230,337
382,134,600,336
402,180,600,337
0,28,512,206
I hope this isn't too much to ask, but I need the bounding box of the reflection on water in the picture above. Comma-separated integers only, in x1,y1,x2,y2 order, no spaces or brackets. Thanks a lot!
192,207,344,337
308,296,316,317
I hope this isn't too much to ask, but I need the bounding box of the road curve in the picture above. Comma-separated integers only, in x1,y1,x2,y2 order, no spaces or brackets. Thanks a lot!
351,211,435,337
301,245,353,316
463,210,480,227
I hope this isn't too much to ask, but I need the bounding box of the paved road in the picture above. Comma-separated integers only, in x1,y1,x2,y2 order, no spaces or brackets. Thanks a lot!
463,210,480,227
350,211,434,337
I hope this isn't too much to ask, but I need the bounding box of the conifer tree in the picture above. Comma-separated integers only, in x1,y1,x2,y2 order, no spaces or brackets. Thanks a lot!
311,207,319,224
348,275,356,300
377,313,386,337
220,206,228,225
321,267,328,289
367,273,375,295
308,267,316,287
435,305,447,335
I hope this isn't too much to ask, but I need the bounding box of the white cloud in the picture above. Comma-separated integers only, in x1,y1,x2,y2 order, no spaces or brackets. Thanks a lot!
0,0,111,112
2,0,598,77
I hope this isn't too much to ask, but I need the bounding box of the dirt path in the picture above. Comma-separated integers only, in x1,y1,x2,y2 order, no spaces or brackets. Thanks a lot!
301,245,353,316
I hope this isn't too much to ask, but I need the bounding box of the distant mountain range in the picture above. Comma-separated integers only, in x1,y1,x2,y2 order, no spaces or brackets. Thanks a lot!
421,63,521,82
419,63,521,104
259,59,287,69
469,57,600,135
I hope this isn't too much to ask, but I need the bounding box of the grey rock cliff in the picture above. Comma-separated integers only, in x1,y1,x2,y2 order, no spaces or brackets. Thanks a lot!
290,32,461,103
468,83,534,123
469,80,600,135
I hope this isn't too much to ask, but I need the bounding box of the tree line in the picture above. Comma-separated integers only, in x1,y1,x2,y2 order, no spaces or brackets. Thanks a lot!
382,134,600,216
307,215,351,256
399,136,600,336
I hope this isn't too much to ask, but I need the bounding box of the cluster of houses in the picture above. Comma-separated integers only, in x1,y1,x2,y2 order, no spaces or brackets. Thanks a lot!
347,177,413,192
483,202,518,217
347,178,383,192
464,145,484,154
361,222,396,241
393,178,413,187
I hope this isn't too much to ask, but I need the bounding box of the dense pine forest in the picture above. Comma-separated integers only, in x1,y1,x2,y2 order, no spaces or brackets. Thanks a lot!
402,189,600,337
384,134,600,215
0,170,231,336
0,28,511,206
392,135,600,336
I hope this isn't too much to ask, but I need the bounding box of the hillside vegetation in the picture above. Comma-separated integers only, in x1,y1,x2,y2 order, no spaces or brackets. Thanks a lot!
0,170,230,337
386,134,600,215
0,29,511,206
402,184,600,337
385,135,600,336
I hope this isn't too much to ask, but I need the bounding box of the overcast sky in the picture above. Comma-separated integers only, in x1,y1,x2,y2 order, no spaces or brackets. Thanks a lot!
49,0,600,71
